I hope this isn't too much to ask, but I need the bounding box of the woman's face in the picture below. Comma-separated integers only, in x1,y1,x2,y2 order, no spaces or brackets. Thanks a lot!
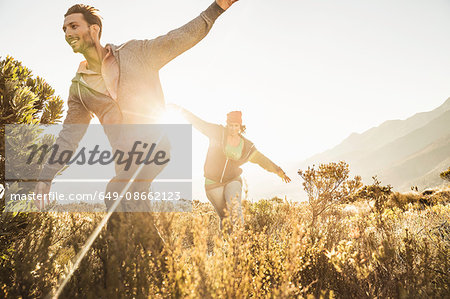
227,122,241,136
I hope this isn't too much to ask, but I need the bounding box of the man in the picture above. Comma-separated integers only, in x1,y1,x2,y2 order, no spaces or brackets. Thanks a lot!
32,0,238,293
34,0,238,206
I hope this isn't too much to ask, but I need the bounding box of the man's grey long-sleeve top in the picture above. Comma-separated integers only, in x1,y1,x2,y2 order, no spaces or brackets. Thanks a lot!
39,2,224,182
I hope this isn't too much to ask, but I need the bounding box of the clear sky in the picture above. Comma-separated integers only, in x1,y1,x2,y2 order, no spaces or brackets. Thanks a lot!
2,0,450,200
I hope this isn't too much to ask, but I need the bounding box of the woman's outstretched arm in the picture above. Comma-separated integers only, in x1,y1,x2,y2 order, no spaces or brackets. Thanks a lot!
168,104,219,137
248,150,291,183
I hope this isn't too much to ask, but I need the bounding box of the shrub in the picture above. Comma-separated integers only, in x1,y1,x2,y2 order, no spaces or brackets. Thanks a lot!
298,161,362,226
440,167,450,182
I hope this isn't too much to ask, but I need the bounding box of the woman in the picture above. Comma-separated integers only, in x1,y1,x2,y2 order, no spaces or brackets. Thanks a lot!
173,106,291,230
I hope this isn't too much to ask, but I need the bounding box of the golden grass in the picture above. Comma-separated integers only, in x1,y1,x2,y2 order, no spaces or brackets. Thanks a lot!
0,192,449,298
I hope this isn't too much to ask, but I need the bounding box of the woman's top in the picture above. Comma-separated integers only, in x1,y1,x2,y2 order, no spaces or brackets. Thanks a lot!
204,137,281,189
181,108,282,190
205,137,244,185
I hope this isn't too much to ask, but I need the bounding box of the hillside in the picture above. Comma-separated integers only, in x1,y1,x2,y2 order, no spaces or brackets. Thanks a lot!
298,98,450,191
379,134,450,190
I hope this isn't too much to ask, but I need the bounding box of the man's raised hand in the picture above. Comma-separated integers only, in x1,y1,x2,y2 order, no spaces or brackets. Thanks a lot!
216,0,239,10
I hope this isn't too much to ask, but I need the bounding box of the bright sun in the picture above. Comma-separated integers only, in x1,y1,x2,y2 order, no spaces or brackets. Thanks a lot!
159,107,186,124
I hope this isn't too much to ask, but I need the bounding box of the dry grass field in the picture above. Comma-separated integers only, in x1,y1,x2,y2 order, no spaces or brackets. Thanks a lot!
1,184,449,298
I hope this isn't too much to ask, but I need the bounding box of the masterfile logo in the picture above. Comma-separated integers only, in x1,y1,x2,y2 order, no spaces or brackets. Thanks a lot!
4,124,192,213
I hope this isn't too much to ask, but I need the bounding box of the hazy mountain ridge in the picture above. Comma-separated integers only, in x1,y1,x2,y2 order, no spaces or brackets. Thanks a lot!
380,134,450,190
298,98,450,192
352,110,450,174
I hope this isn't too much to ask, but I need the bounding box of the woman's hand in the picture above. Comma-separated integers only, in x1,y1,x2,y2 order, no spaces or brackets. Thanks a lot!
277,169,291,183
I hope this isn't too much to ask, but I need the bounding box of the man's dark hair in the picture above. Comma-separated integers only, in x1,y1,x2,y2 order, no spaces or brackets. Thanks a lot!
65,4,103,38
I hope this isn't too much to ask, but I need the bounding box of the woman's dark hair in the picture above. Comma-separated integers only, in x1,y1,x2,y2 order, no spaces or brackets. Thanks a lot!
65,4,103,38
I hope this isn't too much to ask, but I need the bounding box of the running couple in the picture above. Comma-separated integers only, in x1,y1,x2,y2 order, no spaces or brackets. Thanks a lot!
35,0,290,230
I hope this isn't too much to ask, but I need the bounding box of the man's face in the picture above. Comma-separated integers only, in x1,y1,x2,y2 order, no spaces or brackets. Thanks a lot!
63,13,95,53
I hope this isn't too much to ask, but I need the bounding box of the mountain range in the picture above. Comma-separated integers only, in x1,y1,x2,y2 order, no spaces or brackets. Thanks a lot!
297,98,450,192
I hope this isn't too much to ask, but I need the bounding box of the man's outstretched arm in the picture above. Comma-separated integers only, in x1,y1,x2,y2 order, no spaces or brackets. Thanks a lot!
144,0,238,70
